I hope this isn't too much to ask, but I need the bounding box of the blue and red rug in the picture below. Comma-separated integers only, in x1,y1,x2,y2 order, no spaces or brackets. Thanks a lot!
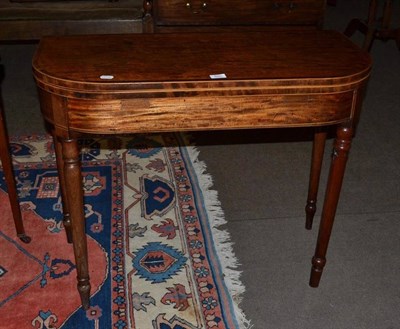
0,134,250,329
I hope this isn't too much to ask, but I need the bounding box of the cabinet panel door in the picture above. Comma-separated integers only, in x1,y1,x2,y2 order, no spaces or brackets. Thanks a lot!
154,0,325,27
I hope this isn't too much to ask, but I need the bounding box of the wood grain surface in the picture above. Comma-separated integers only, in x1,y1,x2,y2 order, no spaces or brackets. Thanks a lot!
33,31,370,86
33,30,371,134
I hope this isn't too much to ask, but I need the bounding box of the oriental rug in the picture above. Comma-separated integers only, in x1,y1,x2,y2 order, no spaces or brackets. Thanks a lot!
0,134,250,329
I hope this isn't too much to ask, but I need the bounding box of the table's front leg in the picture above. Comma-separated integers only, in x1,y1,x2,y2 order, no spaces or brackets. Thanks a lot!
61,138,91,309
310,124,353,287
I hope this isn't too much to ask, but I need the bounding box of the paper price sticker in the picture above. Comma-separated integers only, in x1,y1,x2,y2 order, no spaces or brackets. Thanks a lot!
100,75,114,80
209,73,227,79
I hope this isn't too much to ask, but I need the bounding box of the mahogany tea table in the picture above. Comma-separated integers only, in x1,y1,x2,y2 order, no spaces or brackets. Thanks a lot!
32,30,372,309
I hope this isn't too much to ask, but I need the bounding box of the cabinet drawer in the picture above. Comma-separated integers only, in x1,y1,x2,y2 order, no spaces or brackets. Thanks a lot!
154,0,325,27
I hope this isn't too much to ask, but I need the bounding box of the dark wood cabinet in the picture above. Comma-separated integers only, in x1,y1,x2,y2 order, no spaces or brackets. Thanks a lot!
0,0,142,40
144,0,326,32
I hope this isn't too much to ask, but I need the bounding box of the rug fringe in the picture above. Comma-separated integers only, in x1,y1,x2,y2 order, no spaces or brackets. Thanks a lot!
185,146,252,329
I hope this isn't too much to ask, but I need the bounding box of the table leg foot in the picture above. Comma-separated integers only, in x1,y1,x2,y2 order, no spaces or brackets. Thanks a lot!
78,278,91,310
309,256,326,287
18,234,32,243
305,202,316,230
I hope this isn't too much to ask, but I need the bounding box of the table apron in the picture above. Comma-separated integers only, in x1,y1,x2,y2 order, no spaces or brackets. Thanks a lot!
65,91,356,134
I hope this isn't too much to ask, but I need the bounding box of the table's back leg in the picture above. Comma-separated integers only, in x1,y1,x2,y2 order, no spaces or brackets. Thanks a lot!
61,138,91,309
53,134,73,243
0,101,31,243
309,124,353,287
305,128,327,230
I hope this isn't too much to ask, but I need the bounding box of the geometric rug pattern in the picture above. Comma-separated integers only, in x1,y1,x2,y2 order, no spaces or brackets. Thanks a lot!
0,133,250,329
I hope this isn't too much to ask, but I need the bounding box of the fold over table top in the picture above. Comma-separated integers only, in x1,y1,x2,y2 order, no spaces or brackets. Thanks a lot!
32,30,372,134
33,30,371,93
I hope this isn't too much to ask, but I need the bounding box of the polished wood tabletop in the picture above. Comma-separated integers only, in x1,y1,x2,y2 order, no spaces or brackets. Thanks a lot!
33,31,371,134
33,30,372,309
34,31,370,83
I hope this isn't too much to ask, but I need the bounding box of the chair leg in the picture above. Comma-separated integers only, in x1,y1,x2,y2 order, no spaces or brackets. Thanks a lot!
53,134,73,244
344,0,378,51
0,102,31,243
376,27,400,50
362,28,376,52
382,0,393,30
305,128,327,230
344,18,368,38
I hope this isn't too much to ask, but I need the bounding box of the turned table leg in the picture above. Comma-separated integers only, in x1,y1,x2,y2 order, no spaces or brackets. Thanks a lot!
310,124,353,287
305,128,327,230
53,135,73,243
61,138,91,309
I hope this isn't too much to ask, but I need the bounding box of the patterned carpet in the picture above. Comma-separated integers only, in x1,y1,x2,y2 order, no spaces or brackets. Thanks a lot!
0,134,250,329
